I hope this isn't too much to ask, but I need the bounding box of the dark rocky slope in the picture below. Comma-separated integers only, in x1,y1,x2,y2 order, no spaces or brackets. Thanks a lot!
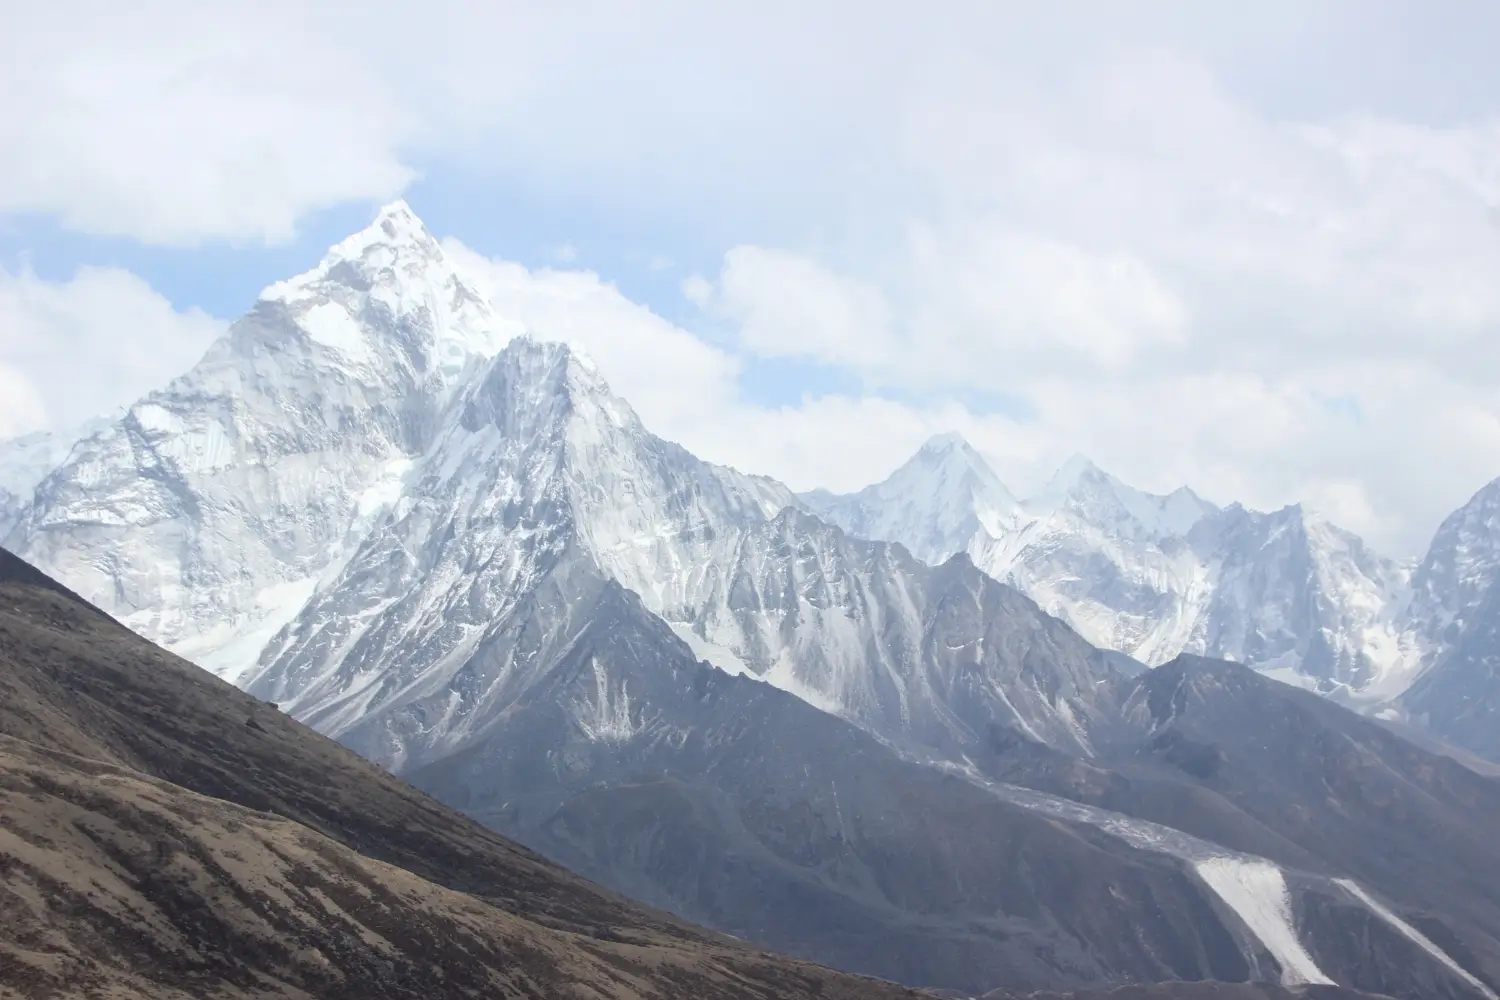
0,546,928,1000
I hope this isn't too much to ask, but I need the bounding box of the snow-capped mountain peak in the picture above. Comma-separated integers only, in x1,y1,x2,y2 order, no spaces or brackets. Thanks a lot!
1027,453,1215,541
810,441,1417,698
9,202,538,681
1396,474,1500,759
258,199,520,378
262,200,438,304
914,433,1018,497
1032,452,1108,502
1406,476,1500,643
801,432,1021,564
270,198,431,276
900,433,1021,524
230,333,1115,771
918,429,983,460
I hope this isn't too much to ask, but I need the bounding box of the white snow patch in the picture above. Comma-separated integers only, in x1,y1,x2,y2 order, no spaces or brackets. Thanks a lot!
1055,697,1095,757
298,301,371,360
667,622,754,677
356,457,413,518
1257,662,1329,695
989,675,1044,743
172,576,319,685
131,403,182,437
914,755,1344,987
1194,857,1333,986
1336,879,1498,999
574,658,638,743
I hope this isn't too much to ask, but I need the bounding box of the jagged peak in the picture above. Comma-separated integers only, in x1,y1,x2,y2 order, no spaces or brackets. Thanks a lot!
497,334,605,385
329,198,435,261
1028,454,1214,538
1034,453,1111,501
1444,474,1500,523
375,197,418,224
1027,453,1121,517
890,433,1015,501
1165,484,1208,505
242,200,525,373
913,433,1000,477
917,431,975,457
260,199,451,305
457,335,633,435
1262,503,1370,541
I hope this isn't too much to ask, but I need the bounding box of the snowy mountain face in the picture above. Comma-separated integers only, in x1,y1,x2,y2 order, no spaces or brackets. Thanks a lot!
243,339,796,761
1185,503,1415,700
1404,477,1500,658
0,435,50,541
0,432,69,532
1398,477,1500,758
245,337,1118,770
807,443,1414,703
11,203,1500,997
801,432,1025,564
10,201,518,680
0,414,119,540
12,197,1117,770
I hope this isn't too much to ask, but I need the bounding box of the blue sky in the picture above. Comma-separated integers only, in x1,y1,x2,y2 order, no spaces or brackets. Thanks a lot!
4,1,1500,555
0,174,695,328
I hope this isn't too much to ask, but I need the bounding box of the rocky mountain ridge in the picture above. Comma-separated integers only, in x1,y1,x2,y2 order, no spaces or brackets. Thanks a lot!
805,436,1463,716
4,203,1500,997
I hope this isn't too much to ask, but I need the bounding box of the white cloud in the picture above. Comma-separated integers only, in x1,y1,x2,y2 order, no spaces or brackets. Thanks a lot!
443,240,743,436
921,231,1190,369
445,240,1040,495
0,266,223,434
681,276,713,307
708,246,897,372
698,230,1190,387
0,1,415,245
667,43,1500,554
6,2,1500,556
0,368,48,441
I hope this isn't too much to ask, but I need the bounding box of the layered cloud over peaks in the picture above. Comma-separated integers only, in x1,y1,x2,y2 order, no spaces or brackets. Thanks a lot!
9,26,1500,555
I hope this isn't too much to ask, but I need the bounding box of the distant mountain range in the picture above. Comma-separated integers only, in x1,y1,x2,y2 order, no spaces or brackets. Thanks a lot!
805,430,1500,759
5,202,1500,999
